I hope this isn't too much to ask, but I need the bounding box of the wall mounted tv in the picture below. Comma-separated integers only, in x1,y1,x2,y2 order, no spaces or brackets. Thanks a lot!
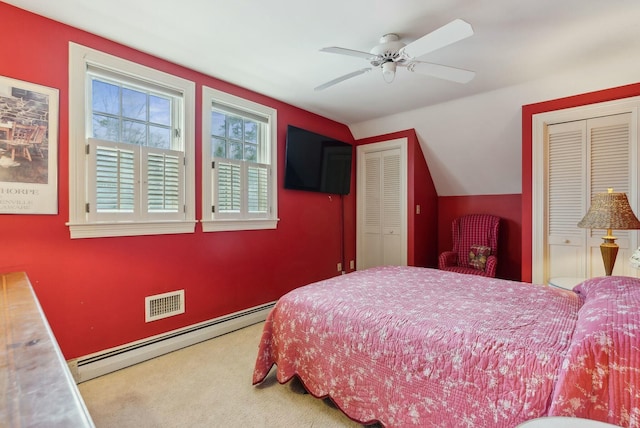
284,125,353,195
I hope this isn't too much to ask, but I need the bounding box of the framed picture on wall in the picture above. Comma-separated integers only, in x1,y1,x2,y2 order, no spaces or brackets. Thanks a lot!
0,76,59,214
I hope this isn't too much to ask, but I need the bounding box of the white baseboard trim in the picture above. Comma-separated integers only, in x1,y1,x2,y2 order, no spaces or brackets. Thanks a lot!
68,301,275,383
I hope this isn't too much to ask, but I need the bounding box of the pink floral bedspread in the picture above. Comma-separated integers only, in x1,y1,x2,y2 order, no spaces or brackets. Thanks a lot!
549,275,640,427
253,266,584,427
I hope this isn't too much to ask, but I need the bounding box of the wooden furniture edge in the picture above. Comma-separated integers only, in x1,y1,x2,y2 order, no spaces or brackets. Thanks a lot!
1,271,94,427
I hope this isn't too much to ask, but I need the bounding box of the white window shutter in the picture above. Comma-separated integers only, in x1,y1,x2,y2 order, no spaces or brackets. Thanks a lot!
216,160,242,214
87,139,138,221
144,148,184,219
247,163,269,216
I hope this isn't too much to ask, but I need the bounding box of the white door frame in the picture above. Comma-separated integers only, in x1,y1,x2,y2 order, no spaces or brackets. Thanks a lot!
531,97,640,284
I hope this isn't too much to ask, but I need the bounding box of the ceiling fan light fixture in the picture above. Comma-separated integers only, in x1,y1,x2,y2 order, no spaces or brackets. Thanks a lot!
382,61,396,83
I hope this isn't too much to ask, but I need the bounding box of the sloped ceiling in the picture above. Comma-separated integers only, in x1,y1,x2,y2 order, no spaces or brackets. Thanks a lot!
5,0,640,195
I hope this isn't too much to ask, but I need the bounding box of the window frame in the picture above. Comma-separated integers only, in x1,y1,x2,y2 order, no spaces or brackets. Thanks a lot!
68,42,196,239
201,86,278,232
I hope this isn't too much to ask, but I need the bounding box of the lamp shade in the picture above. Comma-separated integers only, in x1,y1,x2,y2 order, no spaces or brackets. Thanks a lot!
578,189,640,276
577,191,640,230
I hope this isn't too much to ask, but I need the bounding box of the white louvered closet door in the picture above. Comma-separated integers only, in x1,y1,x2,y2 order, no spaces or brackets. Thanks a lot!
587,114,633,276
547,120,586,279
546,113,633,279
381,149,403,265
361,151,383,269
357,143,406,270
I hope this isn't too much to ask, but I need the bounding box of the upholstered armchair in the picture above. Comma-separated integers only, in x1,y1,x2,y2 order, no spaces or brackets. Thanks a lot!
438,214,501,277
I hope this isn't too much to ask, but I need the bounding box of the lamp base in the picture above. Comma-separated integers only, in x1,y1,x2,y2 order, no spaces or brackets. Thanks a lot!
600,237,619,276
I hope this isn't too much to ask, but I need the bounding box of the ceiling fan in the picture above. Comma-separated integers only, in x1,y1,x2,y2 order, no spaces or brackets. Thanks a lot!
314,19,475,91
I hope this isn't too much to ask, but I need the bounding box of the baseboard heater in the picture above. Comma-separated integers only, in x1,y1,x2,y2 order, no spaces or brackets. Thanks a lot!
68,301,275,383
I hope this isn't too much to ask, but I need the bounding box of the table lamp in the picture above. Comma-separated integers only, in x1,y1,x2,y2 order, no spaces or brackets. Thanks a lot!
577,188,640,276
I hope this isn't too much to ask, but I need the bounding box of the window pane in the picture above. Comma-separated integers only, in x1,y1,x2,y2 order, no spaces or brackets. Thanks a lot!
244,143,257,162
149,125,171,149
122,120,146,145
211,111,226,137
228,116,243,140
149,95,171,126
228,141,243,160
92,80,120,115
244,120,257,144
122,88,147,120
212,137,226,158
93,114,120,141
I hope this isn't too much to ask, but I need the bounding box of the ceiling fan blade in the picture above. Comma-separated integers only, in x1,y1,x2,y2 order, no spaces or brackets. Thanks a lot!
401,19,473,59
314,68,372,91
320,47,375,60
408,62,475,83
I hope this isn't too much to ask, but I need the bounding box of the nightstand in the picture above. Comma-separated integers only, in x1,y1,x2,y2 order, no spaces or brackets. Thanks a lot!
548,277,585,291
518,416,620,427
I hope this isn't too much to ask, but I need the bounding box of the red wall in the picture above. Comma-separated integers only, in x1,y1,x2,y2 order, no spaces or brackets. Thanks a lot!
410,132,439,268
12,2,632,359
356,129,439,268
438,194,522,281
521,82,640,282
0,3,356,359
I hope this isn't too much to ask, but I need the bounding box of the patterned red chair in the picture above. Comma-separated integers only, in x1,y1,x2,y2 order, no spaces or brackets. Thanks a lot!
438,214,500,277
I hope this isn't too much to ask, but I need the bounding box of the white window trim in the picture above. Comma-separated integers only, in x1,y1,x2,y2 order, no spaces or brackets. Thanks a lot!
67,42,196,238
201,86,278,232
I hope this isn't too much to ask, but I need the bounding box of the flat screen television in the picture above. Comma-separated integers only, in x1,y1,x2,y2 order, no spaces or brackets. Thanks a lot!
284,125,353,195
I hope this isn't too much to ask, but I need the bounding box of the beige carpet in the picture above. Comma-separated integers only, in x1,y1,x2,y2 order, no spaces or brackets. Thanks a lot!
79,322,368,427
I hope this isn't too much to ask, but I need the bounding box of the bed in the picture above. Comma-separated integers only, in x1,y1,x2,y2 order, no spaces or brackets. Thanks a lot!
252,266,640,427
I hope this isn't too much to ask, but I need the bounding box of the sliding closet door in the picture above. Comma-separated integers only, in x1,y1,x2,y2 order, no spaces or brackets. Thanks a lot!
546,113,633,279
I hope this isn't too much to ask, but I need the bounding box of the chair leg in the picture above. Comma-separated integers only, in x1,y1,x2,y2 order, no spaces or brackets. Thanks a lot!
22,146,32,162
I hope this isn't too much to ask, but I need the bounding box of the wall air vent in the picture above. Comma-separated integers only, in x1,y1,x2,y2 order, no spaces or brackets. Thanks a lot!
145,290,185,322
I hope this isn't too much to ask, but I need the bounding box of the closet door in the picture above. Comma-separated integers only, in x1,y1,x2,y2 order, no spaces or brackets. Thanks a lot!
547,121,586,279
587,114,633,276
546,113,632,279
361,151,383,269
357,140,407,270
380,148,403,264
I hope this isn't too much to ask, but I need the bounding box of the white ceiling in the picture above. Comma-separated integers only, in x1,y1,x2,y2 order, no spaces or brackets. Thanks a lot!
7,0,640,125
6,0,640,196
